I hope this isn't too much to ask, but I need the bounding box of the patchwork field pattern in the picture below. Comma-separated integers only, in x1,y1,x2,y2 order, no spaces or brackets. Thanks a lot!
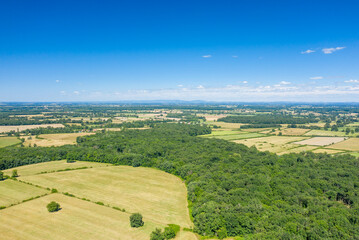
1,161,196,239
234,136,310,154
19,165,192,228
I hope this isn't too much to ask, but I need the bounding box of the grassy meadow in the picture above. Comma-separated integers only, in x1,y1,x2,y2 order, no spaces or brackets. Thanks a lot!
0,137,21,147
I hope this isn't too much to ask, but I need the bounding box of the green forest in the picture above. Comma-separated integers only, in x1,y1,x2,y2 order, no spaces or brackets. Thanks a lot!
1,123,359,239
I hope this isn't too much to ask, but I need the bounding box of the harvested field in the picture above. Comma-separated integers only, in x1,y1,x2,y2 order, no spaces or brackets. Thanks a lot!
279,145,318,155
326,138,359,151
0,179,48,207
0,124,64,133
0,193,163,240
312,149,344,154
294,137,346,146
19,166,192,227
200,114,227,121
205,121,244,130
22,132,94,147
234,136,309,154
241,128,271,133
0,137,21,147
3,160,109,177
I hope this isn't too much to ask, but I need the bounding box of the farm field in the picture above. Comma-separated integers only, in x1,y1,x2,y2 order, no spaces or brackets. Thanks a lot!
3,160,109,177
294,137,346,146
233,136,310,154
312,148,344,154
21,132,94,147
326,138,359,151
0,179,48,207
18,165,192,228
205,121,243,130
261,128,310,136
304,129,359,137
0,136,20,147
0,193,164,240
0,124,64,133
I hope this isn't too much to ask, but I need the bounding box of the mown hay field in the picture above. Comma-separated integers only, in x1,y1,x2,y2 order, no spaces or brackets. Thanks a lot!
0,179,48,207
3,160,109,177
0,193,164,240
326,138,359,151
19,165,192,228
21,132,94,147
294,137,346,146
0,124,64,133
0,137,21,147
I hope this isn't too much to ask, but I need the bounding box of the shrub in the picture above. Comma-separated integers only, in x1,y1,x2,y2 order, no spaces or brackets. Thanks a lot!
47,201,60,212
0,171,4,181
130,213,144,228
164,227,176,239
12,169,18,178
66,159,76,163
150,228,165,240
51,188,58,193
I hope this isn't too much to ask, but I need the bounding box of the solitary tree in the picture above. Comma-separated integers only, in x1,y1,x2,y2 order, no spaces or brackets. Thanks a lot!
0,171,4,181
47,201,61,212
12,169,18,178
130,213,144,228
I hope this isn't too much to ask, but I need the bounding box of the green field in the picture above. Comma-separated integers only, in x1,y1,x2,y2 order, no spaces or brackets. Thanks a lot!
0,179,48,207
305,129,359,137
0,137,21,148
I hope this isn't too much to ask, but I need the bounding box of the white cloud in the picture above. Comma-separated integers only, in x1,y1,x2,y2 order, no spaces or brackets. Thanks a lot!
322,47,346,54
280,81,291,85
60,91,66,95
345,79,359,83
310,76,323,80
177,84,183,87
301,49,315,54
232,55,238,58
242,81,248,84
197,85,205,89
55,80,60,83
202,55,212,58
73,91,80,95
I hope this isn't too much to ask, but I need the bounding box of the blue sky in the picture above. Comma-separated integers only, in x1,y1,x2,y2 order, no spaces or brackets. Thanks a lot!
1,0,358,102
